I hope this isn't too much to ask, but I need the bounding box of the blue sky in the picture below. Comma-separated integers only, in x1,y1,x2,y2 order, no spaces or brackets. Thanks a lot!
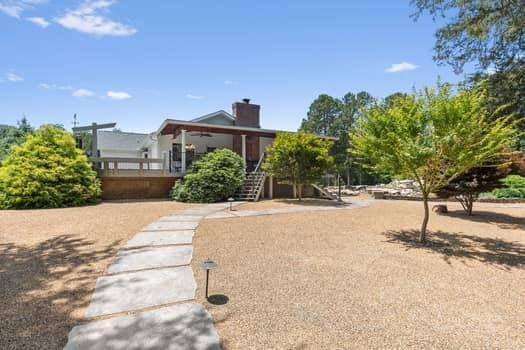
0,0,470,132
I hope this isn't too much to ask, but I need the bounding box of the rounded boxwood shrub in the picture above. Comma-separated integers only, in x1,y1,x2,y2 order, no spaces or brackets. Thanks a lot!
0,125,101,209
172,148,245,203
491,175,525,198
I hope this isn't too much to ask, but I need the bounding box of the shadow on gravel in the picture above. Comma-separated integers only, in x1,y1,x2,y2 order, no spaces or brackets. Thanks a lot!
445,210,525,230
384,229,525,269
0,235,121,349
207,294,229,305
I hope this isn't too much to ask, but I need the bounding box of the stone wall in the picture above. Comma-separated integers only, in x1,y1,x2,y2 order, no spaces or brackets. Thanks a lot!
101,177,176,200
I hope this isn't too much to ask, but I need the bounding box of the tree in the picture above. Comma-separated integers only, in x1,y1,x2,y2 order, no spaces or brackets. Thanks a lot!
301,92,378,185
351,83,517,242
300,94,342,136
412,0,525,149
0,125,101,209
263,132,334,199
412,0,525,73
0,117,34,164
172,149,244,203
434,162,512,215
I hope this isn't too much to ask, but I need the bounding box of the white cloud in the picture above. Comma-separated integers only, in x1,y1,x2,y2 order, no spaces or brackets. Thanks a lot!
39,82,74,90
55,0,137,37
224,80,238,85
0,0,47,18
72,88,95,97
27,16,49,27
385,62,419,73
107,90,131,100
186,94,204,100
0,3,22,17
5,72,24,82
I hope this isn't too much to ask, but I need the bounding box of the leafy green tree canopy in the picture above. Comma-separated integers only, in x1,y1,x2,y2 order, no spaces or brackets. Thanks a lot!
0,125,101,209
263,132,334,199
0,117,34,164
172,148,245,203
352,83,518,242
412,0,525,73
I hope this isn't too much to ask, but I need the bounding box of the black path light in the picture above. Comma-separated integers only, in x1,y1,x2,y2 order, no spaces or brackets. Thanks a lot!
227,197,235,211
201,258,217,300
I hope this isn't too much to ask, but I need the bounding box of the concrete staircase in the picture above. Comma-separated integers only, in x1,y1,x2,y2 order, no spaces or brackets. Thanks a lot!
234,172,266,201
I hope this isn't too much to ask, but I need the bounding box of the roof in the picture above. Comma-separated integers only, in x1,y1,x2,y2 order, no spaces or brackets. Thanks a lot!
97,131,150,151
190,110,235,124
157,119,282,138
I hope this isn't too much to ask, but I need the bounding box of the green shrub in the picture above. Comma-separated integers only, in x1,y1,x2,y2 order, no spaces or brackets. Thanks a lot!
0,125,101,209
172,149,245,203
491,175,525,198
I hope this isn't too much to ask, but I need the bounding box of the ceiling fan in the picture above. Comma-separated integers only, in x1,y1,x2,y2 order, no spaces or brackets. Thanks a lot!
191,132,212,137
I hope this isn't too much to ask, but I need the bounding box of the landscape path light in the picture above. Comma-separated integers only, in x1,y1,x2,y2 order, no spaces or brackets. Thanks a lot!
201,258,217,300
228,197,235,211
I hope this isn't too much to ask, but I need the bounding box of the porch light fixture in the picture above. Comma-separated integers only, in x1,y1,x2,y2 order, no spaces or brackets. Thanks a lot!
201,258,217,300
228,197,235,211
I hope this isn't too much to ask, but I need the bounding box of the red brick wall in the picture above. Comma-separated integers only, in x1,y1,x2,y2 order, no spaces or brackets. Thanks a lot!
101,177,176,200
232,101,260,127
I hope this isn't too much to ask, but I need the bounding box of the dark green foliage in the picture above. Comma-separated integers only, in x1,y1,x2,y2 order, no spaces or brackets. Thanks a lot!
300,91,379,184
491,175,525,198
0,117,34,164
0,125,101,209
435,162,512,215
172,149,245,203
412,0,525,73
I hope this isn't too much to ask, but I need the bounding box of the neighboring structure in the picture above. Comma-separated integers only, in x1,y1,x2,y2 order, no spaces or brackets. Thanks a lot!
94,99,332,200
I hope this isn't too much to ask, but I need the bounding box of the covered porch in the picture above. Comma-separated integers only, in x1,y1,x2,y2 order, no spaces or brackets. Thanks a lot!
157,119,278,175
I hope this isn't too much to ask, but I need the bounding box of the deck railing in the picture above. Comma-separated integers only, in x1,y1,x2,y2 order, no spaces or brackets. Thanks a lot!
91,156,173,177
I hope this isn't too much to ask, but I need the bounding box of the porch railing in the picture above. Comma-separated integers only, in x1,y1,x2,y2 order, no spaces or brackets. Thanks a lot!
91,156,172,177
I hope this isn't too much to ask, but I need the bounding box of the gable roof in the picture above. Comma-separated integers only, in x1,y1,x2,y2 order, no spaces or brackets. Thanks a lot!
97,131,150,151
190,110,235,125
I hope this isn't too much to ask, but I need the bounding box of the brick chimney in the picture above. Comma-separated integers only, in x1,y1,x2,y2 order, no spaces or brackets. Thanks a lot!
232,98,260,128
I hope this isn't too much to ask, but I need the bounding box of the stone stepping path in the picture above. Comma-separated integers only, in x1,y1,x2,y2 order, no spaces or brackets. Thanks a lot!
65,303,220,350
107,246,193,274
65,203,233,349
85,266,196,318
125,230,194,248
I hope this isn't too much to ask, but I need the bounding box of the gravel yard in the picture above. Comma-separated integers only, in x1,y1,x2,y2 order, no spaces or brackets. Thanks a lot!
0,200,191,350
193,199,525,349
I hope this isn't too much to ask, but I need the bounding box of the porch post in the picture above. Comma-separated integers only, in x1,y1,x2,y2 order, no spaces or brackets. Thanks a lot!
241,134,247,170
181,129,187,174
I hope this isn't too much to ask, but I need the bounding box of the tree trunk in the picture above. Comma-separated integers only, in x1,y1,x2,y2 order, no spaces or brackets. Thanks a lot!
420,194,429,243
466,192,474,216
297,184,303,201
293,183,297,199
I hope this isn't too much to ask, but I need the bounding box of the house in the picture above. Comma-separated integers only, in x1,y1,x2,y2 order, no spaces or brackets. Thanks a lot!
96,99,332,200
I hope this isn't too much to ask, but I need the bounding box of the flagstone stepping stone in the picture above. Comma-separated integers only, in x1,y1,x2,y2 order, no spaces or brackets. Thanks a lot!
142,221,198,231
107,246,193,274
85,266,196,318
65,303,220,350
124,230,194,248
157,215,203,222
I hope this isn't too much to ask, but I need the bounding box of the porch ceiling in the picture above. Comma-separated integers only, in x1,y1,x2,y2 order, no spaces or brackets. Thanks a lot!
160,121,278,138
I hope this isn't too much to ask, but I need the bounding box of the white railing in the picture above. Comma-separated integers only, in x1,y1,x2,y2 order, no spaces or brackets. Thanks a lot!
90,156,172,177
253,152,265,173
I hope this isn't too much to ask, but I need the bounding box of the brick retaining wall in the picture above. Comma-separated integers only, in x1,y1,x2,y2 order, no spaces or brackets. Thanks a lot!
101,177,176,200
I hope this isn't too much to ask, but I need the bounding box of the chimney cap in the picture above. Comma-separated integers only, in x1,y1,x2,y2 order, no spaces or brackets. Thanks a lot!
242,98,251,104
